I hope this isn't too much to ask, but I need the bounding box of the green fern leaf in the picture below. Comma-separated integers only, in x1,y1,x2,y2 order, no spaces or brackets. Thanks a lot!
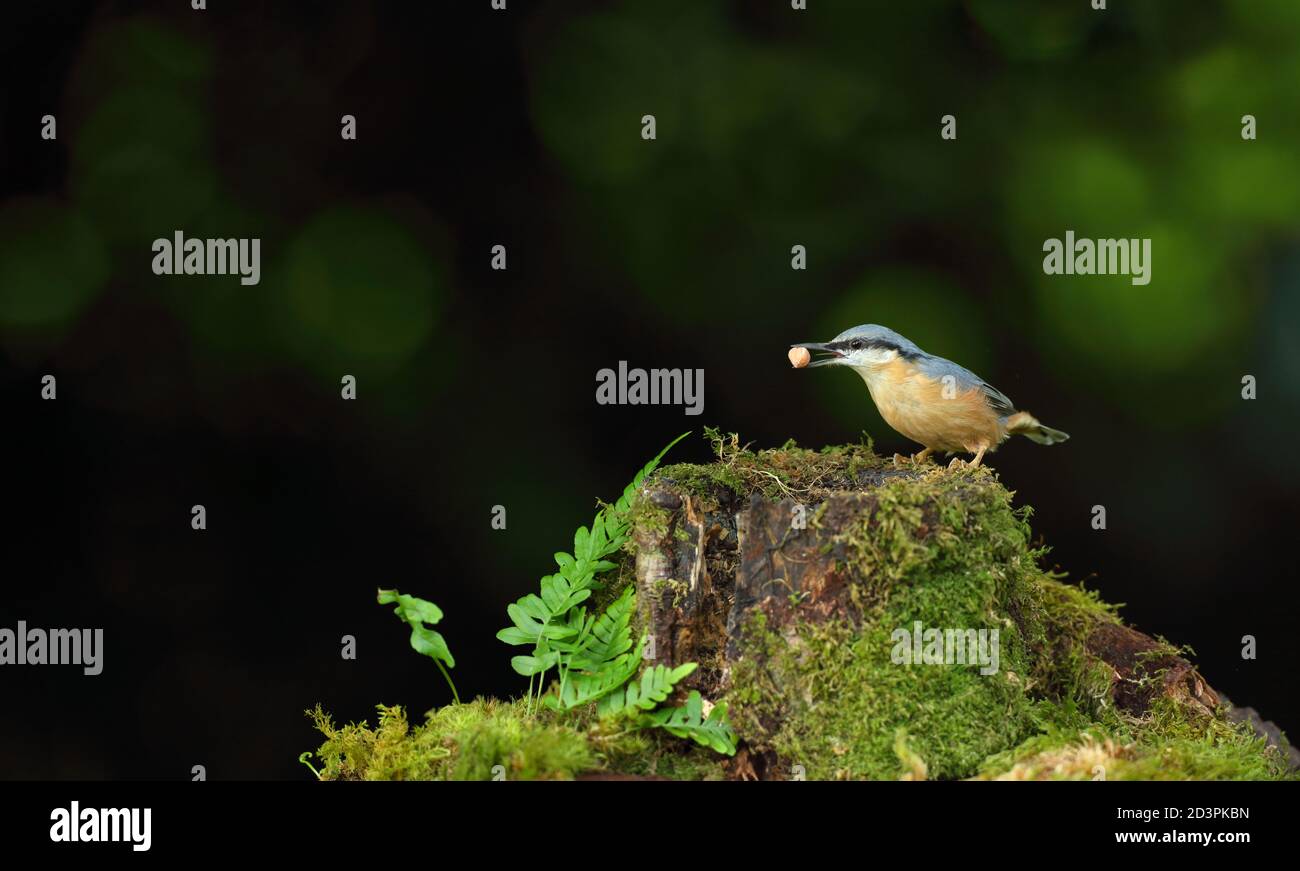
545,643,643,710
499,433,692,714
569,586,635,670
639,691,738,756
377,589,454,669
511,651,560,677
601,662,698,717
377,588,460,703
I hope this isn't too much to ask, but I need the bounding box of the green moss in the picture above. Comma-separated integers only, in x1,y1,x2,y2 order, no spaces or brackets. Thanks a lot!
587,549,638,615
652,428,886,505
735,619,1029,780
624,493,677,544
976,698,1295,780
729,466,1053,779
719,444,1293,781
592,723,731,780
1028,578,1124,711
730,586,1040,779
307,699,593,781
650,577,690,608
653,462,746,510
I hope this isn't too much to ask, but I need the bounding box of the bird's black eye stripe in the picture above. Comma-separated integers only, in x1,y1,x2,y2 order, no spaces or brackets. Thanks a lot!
828,337,923,361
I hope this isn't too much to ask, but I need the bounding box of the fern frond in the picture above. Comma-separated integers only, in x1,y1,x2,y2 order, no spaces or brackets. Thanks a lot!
377,588,459,703
544,644,643,710
639,691,738,756
498,433,692,712
569,586,635,671
377,588,454,669
548,608,596,655
599,662,698,717
511,650,560,677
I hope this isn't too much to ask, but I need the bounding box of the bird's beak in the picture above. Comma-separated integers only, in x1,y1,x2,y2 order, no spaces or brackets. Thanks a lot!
791,342,844,367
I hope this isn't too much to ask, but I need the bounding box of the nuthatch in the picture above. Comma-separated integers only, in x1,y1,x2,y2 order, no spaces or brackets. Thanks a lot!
790,324,1069,469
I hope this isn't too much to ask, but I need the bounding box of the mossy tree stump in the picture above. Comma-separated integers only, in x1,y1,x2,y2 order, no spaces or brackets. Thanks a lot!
621,435,1294,780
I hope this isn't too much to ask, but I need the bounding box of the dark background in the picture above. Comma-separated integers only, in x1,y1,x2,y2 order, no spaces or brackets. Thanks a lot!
1,0,1296,779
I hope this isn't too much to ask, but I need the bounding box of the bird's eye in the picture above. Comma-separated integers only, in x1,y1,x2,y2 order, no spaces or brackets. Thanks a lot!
850,340,863,350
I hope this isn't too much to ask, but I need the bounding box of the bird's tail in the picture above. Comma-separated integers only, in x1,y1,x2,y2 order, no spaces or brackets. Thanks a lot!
1004,411,1069,446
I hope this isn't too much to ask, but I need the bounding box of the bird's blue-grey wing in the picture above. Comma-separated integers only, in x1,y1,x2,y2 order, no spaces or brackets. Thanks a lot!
916,355,1017,417
979,381,1017,418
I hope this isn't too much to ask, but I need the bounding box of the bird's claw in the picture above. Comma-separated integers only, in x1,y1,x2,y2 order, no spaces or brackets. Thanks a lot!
947,457,966,470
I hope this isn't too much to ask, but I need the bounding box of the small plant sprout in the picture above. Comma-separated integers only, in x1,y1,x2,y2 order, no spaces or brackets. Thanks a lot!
378,589,459,704
298,751,322,781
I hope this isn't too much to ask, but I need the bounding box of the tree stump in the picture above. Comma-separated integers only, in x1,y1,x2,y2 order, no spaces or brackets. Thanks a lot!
623,436,1295,780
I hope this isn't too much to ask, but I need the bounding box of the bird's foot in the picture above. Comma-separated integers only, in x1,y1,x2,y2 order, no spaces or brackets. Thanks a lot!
949,446,988,471
895,450,934,469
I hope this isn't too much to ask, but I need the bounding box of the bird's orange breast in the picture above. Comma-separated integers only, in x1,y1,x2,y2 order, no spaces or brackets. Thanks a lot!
862,358,1002,452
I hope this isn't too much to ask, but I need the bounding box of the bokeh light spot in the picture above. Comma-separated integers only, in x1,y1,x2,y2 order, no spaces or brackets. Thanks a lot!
0,198,109,329
284,206,443,369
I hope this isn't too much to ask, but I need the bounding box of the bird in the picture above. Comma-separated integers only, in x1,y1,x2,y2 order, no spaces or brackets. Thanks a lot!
788,324,1068,469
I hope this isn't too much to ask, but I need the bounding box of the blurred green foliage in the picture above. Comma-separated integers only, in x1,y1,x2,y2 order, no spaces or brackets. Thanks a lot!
70,19,216,246
1,0,1297,539
522,0,1298,428
283,204,444,375
5,0,1292,424
0,198,108,328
